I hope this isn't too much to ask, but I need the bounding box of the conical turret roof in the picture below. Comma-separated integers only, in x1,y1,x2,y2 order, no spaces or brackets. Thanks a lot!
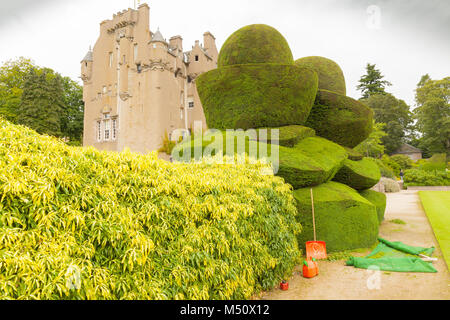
81,46,93,62
150,28,167,44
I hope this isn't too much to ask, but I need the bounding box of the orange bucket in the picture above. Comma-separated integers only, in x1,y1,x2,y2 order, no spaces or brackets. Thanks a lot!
305,189,327,260
302,259,319,278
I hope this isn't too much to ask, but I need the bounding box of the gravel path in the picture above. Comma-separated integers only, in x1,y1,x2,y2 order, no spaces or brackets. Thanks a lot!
261,190,450,300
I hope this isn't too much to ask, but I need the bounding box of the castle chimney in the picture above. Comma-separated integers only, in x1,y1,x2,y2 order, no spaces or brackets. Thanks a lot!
203,32,216,51
169,35,183,53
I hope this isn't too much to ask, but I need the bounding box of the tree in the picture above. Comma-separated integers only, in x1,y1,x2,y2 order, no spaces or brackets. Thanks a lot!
354,121,387,158
0,58,84,144
362,93,413,155
17,68,65,137
414,75,450,155
357,63,392,99
0,57,36,122
61,77,84,144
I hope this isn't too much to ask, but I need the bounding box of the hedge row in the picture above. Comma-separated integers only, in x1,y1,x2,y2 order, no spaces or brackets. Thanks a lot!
0,118,302,300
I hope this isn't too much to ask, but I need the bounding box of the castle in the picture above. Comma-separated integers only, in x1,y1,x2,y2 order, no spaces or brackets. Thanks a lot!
81,3,218,153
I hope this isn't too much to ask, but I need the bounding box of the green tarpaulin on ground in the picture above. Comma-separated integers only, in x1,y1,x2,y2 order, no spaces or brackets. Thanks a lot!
346,238,437,273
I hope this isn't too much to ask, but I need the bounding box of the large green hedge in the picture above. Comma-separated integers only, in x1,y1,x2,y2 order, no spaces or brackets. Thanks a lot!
196,64,318,130
295,56,346,95
278,137,347,189
294,182,379,252
0,117,302,300
218,24,294,67
306,90,373,148
333,158,381,190
359,189,387,223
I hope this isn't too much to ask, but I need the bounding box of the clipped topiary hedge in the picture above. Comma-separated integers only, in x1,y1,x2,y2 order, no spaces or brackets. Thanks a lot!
255,125,315,147
0,118,302,300
333,158,381,190
295,56,346,95
306,90,373,148
196,64,318,130
344,147,364,161
294,182,379,252
218,24,294,67
278,137,347,189
359,189,387,223
173,134,347,190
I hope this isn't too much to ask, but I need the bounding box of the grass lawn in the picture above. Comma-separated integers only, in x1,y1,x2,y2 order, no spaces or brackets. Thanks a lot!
419,191,450,269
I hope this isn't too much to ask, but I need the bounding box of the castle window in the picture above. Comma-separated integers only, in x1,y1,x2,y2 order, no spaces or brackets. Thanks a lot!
104,119,111,141
137,64,142,73
112,118,117,140
188,97,194,109
187,76,192,83
195,55,199,62
96,121,102,142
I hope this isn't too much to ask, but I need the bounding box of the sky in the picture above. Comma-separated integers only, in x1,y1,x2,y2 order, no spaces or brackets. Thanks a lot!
0,0,449,107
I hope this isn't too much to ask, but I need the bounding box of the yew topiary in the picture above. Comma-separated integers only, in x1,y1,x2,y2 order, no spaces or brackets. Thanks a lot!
196,64,318,130
295,56,346,95
294,182,379,252
359,189,387,223
333,157,381,190
306,89,374,148
278,137,348,189
218,24,294,67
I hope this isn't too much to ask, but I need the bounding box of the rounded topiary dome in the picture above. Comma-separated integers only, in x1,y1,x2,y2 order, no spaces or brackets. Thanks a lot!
295,56,346,95
218,24,294,67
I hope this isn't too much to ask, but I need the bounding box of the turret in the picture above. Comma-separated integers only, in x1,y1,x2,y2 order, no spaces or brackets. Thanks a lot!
81,46,93,82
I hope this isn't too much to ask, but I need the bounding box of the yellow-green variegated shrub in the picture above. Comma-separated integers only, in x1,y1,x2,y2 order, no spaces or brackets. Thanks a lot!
0,118,301,300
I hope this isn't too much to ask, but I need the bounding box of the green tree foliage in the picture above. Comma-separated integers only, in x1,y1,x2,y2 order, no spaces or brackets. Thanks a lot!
61,77,84,144
390,154,413,170
414,75,450,155
380,154,401,176
357,63,392,99
362,93,413,155
17,68,65,137
0,58,84,144
354,121,387,158
0,57,36,122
